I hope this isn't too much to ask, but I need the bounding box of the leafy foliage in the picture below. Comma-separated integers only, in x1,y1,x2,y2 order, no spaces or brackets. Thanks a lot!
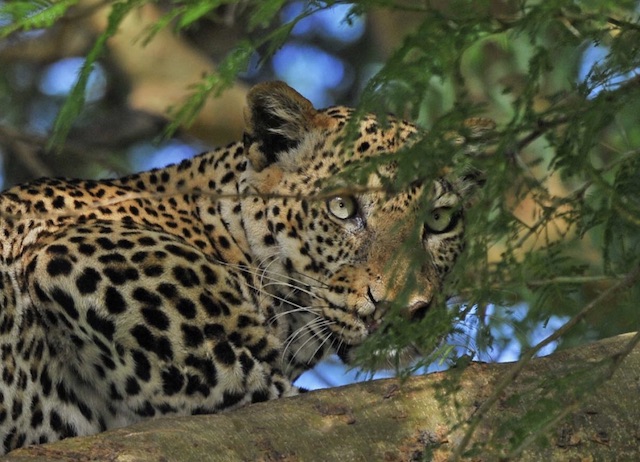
49,0,146,149
0,0,78,38
1,0,640,458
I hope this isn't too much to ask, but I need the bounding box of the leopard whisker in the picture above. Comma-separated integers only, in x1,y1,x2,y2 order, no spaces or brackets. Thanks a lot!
307,325,336,365
270,305,322,323
213,258,325,297
281,316,327,362
261,281,320,299
208,259,324,307
284,318,335,370
290,269,331,289
259,254,283,287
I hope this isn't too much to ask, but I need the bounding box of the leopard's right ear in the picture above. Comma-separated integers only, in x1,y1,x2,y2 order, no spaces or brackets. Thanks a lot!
243,81,325,171
450,117,496,207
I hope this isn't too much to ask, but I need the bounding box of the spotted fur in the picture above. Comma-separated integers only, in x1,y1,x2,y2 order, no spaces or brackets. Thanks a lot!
0,82,483,452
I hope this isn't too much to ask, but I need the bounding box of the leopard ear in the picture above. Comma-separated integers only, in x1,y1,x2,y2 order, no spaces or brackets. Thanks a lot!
451,117,495,207
454,168,486,208
243,81,318,171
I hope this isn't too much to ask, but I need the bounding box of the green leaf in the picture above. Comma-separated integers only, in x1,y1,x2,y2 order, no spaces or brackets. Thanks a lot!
164,40,254,137
48,0,144,150
176,0,223,29
0,0,78,38
139,6,186,46
248,0,288,30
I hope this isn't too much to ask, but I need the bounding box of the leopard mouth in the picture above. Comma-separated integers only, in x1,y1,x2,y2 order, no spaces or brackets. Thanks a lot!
324,296,433,350
363,298,433,334
408,299,432,321
366,317,384,335
332,299,434,367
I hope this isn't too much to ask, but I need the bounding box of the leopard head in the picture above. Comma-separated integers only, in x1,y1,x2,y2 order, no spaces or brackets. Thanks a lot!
239,81,487,370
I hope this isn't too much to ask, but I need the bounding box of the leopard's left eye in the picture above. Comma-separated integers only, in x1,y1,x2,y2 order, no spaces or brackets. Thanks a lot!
327,196,358,220
425,207,460,233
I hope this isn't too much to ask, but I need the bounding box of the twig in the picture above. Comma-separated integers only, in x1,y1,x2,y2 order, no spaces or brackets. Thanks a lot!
0,126,53,178
525,274,625,287
0,124,134,179
11,140,52,178
507,329,640,458
450,263,640,461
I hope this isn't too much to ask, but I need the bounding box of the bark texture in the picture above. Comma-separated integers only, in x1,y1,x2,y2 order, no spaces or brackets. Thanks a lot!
2,333,639,461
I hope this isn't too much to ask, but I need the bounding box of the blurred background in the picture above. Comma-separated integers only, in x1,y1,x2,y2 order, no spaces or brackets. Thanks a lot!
1,1,638,389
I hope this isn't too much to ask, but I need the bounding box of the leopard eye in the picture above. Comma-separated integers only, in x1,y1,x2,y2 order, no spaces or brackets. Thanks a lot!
425,207,460,233
327,196,358,220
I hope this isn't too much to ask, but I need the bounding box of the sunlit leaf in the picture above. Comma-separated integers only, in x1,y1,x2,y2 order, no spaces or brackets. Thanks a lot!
0,0,78,38
49,0,144,150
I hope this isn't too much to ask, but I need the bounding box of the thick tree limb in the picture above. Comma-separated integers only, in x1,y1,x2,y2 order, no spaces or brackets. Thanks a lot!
2,333,639,461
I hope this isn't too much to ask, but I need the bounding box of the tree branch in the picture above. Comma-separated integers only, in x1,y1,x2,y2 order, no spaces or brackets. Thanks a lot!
2,333,639,461
451,264,640,460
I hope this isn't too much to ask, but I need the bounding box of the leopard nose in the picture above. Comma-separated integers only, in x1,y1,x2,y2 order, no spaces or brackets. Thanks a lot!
408,299,432,321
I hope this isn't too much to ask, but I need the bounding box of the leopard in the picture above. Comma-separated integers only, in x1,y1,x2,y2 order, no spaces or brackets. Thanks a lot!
0,81,488,453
